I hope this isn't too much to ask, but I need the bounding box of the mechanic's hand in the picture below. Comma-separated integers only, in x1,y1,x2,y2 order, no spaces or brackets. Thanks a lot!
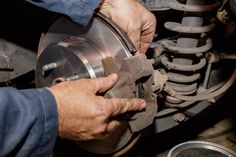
98,0,156,54
49,74,146,141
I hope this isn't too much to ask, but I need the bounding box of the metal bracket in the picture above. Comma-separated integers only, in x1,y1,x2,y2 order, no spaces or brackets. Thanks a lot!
102,54,157,132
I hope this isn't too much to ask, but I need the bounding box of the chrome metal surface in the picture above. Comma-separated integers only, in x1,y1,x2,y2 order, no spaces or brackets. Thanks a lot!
35,14,139,154
36,14,133,87
167,141,236,157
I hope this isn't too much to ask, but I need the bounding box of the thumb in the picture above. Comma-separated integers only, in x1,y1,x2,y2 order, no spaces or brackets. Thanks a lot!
92,73,118,93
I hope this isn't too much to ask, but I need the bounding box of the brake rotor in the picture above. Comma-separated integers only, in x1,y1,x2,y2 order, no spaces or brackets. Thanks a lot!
35,14,138,154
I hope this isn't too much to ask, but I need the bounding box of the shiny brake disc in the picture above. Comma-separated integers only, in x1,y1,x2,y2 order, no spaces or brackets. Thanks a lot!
35,14,138,154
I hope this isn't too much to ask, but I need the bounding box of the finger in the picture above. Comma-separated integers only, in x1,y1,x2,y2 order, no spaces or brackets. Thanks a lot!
91,73,118,93
140,28,156,53
140,14,157,53
127,28,141,54
140,35,154,53
94,120,121,140
106,120,121,133
106,98,146,116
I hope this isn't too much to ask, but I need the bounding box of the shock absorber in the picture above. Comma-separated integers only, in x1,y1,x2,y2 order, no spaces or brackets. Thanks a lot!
160,0,220,104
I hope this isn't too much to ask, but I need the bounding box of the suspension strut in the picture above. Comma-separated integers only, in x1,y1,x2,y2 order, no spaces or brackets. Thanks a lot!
160,0,220,104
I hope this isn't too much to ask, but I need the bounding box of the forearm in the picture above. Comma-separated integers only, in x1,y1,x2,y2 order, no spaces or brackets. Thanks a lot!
25,0,102,26
0,87,58,157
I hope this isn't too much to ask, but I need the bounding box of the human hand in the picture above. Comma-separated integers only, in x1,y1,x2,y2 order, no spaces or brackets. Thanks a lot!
98,0,156,54
48,74,146,141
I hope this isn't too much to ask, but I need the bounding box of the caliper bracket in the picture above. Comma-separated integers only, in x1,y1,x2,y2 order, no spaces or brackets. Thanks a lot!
102,54,157,132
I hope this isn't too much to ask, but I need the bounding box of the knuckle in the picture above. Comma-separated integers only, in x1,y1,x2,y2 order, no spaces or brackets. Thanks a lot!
114,98,128,113
94,97,111,117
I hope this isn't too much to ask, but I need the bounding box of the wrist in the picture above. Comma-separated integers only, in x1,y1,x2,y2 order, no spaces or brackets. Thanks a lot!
48,87,64,137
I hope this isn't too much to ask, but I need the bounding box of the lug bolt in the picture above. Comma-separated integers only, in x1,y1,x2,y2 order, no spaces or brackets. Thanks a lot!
66,73,90,81
66,75,80,81
42,62,58,76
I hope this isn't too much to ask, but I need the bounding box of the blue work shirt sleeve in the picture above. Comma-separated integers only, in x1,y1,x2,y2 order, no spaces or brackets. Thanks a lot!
25,0,102,26
0,87,58,157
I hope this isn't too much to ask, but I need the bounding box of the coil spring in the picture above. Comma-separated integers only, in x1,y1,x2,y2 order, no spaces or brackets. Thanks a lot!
160,0,220,103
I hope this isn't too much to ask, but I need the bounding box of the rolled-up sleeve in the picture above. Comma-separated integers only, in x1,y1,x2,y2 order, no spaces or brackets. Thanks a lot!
0,87,58,157
25,0,102,26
